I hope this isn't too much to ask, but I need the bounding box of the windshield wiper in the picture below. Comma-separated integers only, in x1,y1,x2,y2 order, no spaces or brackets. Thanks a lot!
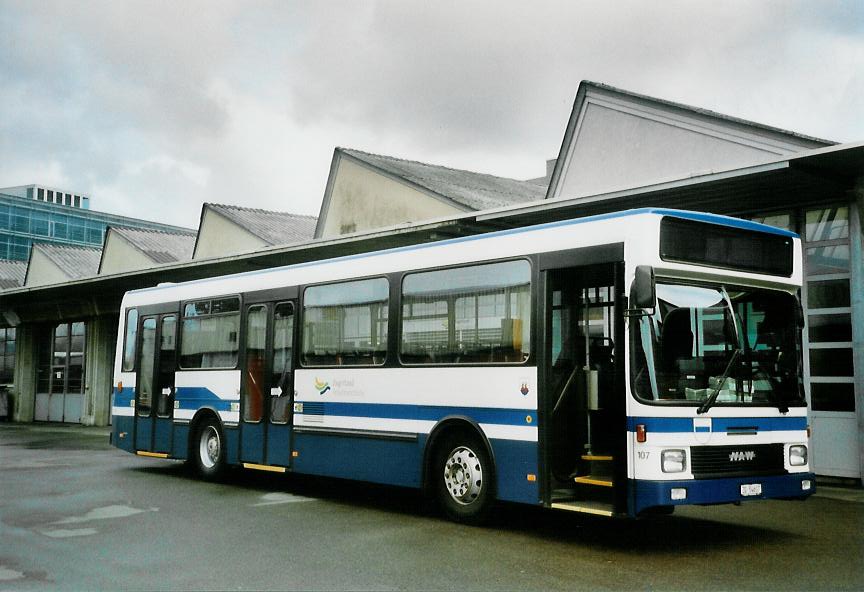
697,348,742,415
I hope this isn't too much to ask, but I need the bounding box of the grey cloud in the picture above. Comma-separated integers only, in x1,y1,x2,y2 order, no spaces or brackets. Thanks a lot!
1,0,863,229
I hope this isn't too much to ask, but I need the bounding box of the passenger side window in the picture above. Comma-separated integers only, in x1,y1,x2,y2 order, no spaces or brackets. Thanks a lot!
401,260,531,364
122,308,138,372
301,278,389,366
180,297,241,369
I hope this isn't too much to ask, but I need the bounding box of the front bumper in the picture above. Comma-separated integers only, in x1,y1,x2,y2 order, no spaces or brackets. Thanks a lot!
630,473,816,515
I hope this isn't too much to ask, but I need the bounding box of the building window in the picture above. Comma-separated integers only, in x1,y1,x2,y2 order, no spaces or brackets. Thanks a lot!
36,322,86,395
803,206,855,413
37,188,44,201
74,195,81,208
0,328,16,385
180,296,241,369
301,278,389,367
401,260,532,364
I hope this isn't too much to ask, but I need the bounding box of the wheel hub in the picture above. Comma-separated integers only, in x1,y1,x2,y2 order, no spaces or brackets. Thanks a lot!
443,446,483,505
199,426,220,468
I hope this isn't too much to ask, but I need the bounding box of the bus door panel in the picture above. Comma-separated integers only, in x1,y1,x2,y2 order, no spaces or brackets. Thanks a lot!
240,300,296,467
544,262,625,512
152,314,177,453
241,304,268,464
266,301,295,467
134,316,158,451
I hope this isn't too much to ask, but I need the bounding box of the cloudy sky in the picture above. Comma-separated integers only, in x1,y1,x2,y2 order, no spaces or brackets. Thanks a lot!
1,0,862,229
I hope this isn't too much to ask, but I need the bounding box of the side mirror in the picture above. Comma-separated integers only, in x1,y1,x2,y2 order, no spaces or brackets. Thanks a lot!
633,265,656,310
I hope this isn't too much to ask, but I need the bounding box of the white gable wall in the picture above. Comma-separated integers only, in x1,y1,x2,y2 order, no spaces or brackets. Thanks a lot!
317,156,462,238
553,86,828,200
99,231,155,275
24,249,70,287
193,207,267,260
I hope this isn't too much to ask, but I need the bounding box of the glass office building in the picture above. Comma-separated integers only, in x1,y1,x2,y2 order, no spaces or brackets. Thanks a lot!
0,186,189,261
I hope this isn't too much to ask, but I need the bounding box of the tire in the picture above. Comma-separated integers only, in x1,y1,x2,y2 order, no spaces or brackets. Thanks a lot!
434,431,495,525
192,418,225,479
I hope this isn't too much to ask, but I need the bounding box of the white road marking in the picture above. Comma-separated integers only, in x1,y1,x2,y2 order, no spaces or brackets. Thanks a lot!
52,504,158,524
40,528,99,538
0,566,25,581
252,492,316,507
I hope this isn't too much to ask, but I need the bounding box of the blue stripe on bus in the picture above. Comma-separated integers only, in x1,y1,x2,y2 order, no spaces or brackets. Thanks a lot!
114,387,133,407
626,416,807,433
112,387,233,412
301,401,536,427
175,387,233,412
128,208,796,295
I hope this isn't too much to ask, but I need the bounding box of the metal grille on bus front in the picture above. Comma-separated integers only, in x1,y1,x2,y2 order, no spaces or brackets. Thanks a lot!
690,444,786,479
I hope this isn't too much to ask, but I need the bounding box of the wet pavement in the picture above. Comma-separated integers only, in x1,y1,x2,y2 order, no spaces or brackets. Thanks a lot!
1,423,862,590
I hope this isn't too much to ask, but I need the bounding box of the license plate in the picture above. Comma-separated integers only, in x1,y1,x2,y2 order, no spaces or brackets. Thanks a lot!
740,483,762,497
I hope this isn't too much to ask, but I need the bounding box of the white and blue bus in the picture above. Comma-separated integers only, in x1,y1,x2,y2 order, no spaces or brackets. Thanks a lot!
111,208,814,522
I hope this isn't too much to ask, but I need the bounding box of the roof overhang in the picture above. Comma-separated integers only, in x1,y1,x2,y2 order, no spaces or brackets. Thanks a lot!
2,142,863,326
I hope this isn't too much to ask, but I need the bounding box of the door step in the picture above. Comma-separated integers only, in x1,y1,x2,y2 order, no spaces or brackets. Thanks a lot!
574,475,613,487
581,454,613,461
550,500,615,517
136,451,169,459
242,462,287,473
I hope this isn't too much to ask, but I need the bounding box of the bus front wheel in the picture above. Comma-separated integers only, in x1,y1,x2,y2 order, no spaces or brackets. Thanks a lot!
434,432,494,524
193,419,225,479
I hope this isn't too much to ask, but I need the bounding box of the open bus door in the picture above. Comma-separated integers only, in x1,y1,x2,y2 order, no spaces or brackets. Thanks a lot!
239,300,296,469
134,312,177,454
543,260,627,517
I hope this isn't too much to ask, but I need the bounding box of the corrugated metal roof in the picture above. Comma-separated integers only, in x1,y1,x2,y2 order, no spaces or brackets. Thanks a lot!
0,259,26,289
340,148,547,211
207,204,317,246
112,226,196,264
34,243,102,280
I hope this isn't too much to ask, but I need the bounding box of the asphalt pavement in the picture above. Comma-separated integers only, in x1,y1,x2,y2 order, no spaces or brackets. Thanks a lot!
1,423,862,591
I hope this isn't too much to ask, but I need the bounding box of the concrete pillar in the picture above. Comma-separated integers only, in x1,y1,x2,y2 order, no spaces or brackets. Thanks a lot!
12,324,38,423
851,181,864,482
82,315,118,427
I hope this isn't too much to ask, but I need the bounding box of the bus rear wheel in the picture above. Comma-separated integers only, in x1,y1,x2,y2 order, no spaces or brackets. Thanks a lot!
193,419,225,479
434,432,494,524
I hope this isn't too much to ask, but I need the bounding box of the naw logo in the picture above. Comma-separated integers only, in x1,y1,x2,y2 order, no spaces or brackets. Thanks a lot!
314,378,330,395
729,450,756,462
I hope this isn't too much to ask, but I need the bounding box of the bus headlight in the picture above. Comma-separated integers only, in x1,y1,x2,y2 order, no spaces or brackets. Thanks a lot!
661,449,687,473
789,445,808,466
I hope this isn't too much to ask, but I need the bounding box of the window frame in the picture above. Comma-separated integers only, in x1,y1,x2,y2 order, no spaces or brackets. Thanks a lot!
178,294,242,370
398,257,534,367
299,276,391,369
121,308,139,372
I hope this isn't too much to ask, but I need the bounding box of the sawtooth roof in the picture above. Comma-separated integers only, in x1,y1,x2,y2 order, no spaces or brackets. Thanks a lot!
0,259,27,289
207,203,318,246
33,243,102,280
340,148,547,211
582,81,836,147
111,226,196,264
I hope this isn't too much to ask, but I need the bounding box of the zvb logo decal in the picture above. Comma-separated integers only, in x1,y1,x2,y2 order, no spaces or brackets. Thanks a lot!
314,378,330,395
520,382,529,396
729,451,756,462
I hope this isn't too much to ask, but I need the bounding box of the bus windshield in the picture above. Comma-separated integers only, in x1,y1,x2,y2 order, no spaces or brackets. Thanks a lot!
631,282,805,408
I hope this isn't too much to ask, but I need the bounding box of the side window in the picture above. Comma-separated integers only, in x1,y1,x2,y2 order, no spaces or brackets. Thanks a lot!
122,308,138,372
180,297,241,369
302,278,389,367
401,260,532,364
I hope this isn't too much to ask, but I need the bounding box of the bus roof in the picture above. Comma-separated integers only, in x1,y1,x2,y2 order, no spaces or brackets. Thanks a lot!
124,208,797,298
